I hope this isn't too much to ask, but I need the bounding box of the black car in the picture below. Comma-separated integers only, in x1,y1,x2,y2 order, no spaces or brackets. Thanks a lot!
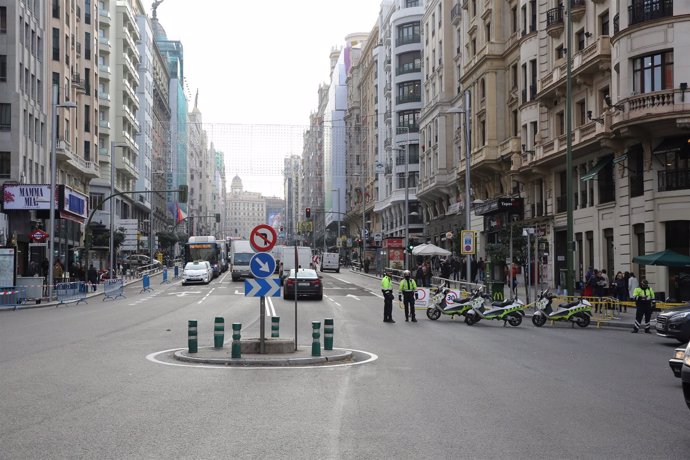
655,305,690,343
283,268,323,300
670,345,686,378
681,343,690,410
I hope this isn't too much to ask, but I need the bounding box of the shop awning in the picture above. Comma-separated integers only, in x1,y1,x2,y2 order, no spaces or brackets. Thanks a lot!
653,137,690,156
581,155,613,181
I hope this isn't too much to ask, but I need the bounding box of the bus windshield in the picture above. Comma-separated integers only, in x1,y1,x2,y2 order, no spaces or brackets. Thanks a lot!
185,243,218,265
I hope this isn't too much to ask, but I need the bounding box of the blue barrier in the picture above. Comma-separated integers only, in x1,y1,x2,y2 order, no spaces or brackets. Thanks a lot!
140,274,153,293
103,279,125,301
56,282,88,306
0,287,27,311
161,268,170,284
173,265,180,279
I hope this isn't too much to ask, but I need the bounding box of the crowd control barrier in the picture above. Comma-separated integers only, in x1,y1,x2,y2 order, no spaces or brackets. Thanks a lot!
16,276,46,304
0,287,27,310
56,282,88,306
103,279,125,301
140,274,153,293
173,265,180,279
161,268,170,284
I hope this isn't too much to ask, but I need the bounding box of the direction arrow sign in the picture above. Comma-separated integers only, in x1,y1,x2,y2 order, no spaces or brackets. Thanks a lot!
250,252,276,279
244,278,281,297
250,224,278,253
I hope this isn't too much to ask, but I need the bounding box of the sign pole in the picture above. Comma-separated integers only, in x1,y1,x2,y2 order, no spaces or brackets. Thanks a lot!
294,244,298,351
260,295,266,354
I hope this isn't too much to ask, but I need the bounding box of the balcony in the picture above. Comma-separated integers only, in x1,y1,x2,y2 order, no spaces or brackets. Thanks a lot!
98,36,111,53
99,8,111,25
396,94,421,105
628,0,673,27
396,65,421,76
123,54,138,79
546,6,564,38
396,34,421,47
122,104,139,132
116,155,139,180
570,0,586,22
56,139,73,162
451,4,461,25
611,89,690,133
99,119,111,134
98,64,111,79
658,169,690,192
98,92,111,108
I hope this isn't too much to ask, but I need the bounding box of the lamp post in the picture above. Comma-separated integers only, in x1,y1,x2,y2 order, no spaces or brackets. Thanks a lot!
48,85,76,300
110,142,127,279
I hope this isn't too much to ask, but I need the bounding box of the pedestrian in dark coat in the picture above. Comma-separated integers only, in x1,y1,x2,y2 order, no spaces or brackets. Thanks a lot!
88,264,99,292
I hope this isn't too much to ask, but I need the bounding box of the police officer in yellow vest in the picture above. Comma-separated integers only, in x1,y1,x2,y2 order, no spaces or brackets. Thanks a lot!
399,270,418,322
381,270,395,323
631,279,655,333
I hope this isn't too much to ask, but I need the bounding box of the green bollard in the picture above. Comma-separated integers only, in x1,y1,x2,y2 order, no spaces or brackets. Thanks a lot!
214,317,224,349
231,323,242,359
311,321,321,357
188,320,198,353
271,316,280,338
324,318,334,350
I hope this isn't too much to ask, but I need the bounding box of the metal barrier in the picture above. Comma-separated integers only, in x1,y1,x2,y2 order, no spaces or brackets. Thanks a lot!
0,287,27,310
56,282,88,306
161,268,170,284
16,276,46,304
173,265,180,279
103,279,125,301
140,274,153,293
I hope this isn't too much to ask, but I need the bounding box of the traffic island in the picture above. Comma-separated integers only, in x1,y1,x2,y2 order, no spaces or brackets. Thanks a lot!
173,341,353,366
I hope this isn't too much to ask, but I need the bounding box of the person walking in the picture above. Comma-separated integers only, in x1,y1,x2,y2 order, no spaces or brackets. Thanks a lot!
88,264,99,292
399,270,418,322
381,271,395,323
628,272,639,304
631,279,655,333
613,271,628,312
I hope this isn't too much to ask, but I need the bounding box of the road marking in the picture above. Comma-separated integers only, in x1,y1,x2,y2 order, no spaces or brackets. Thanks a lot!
169,291,202,297
346,294,361,301
369,290,383,299
342,280,353,285
234,289,243,295
198,288,215,304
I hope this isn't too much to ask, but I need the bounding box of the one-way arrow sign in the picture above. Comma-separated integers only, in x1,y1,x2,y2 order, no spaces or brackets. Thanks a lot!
244,278,281,297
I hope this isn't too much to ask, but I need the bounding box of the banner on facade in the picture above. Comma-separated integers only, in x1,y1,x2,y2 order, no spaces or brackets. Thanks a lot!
2,185,53,210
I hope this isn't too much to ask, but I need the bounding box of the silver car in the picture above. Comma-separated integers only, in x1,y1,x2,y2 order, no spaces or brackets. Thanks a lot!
182,261,213,285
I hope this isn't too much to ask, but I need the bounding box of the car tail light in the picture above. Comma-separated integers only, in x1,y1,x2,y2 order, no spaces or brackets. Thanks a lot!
286,278,295,286
311,280,321,287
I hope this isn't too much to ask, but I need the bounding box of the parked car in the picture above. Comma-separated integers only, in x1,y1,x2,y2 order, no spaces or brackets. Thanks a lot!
283,268,323,300
182,261,213,285
670,345,687,378
681,343,690,410
124,254,160,268
655,304,690,343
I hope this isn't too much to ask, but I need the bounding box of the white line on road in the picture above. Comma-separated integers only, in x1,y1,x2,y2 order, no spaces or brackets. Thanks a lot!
370,291,383,299
198,288,215,304
346,294,361,301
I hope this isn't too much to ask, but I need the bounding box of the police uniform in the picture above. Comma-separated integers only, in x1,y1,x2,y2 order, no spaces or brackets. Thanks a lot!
399,276,418,322
631,281,655,333
381,273,395,323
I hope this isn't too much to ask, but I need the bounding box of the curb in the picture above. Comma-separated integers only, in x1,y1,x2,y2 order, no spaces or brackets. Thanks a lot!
173,347,353,366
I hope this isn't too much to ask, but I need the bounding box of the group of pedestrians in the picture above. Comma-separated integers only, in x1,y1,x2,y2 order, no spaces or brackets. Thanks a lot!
583,268,643,313
381,270,418,323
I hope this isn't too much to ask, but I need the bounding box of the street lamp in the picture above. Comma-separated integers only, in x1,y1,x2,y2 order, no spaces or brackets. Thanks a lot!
110,142,127,279
48,86,76,300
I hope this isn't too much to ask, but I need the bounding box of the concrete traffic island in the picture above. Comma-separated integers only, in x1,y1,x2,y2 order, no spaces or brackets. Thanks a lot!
174,339,353,366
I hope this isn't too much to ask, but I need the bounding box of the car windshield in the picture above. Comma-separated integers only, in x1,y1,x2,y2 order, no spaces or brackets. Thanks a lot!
184,262,205,270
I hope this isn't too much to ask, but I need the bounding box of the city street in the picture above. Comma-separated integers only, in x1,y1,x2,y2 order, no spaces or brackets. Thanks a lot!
0,269,688,459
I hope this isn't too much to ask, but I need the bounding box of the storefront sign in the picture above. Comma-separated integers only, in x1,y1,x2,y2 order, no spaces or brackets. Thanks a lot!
62,186,88,219
383,237,403,249
474,197,523,216
29,229,49,242
2,185,53,210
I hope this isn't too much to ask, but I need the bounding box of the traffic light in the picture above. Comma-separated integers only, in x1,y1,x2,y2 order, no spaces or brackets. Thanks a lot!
305,207,311,218
407,243,414,254
215,213,221,223
178,185,188,203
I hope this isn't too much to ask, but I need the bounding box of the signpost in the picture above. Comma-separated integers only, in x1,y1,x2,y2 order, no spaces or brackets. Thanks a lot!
249,224,277,253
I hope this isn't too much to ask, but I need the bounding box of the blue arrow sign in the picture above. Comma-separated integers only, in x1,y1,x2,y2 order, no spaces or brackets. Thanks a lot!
250,252,276,279
244,278,281,297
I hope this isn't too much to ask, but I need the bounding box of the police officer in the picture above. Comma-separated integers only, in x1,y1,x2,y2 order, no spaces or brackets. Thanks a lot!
381,270,395,323
399,269,418,322
631,279,655,333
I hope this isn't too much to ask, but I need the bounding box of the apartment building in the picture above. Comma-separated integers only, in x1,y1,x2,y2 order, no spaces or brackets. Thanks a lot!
150,24,170,238
227,175,265,240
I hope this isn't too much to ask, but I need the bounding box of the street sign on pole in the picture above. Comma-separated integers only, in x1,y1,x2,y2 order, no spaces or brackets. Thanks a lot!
250,224,278,253
250,253,276,279
460,230,476,255
244,278,281,297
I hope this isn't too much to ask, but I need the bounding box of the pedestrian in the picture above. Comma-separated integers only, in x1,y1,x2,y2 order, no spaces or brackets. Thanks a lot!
381,270,395,323
600,269,610,296
452,257,460,281
583,266,594,297
424,262,433,287
631,279,655,333
53,258,64,287
477,257,485,282
88,264,99,292
399,269,418,322
614,271,627,312
628,272,639,303
440,260,451,286
511,263,519,298
415,263,424,287
593,270,607,313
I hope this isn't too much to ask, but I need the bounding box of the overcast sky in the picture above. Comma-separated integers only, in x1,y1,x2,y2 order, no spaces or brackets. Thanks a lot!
147,0,382,198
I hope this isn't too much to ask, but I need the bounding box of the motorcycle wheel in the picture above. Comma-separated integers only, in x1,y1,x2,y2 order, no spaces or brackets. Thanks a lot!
532,313,547,327
426,308,441,320
465,315,477,326
508,313,522,327
576,313,590,328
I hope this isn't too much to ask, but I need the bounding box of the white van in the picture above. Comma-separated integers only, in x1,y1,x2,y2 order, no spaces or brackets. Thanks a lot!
320,252,340,273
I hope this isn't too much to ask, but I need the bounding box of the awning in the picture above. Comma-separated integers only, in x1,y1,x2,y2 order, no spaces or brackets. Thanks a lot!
653,137,690,156
59,211,85,224
581,155,613,181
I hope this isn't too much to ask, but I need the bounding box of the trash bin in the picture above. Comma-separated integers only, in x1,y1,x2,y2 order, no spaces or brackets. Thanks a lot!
491,282,505,301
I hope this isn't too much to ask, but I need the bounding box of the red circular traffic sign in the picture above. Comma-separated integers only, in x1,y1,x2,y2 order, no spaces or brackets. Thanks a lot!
250,225,278,252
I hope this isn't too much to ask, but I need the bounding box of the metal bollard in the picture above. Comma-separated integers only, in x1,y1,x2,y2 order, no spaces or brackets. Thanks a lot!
271,316,280,338
231,323,242,359
311,321,321,357
188,320,198,353
214,317,224,349
324,318,334,350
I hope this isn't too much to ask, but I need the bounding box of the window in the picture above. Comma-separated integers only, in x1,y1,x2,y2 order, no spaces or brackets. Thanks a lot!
511,6,518,34
0,55,6,81
52,28,60,61
628,145,644,198
84,141,91,162
397,51,421,74
576,99,586,126
600,11,610,36
0,103,10,130
90,193,104,211
85,0,92,24
479,78,485,100
577,29,585,51
85,32,91,60
511,64,518,89
512,110,518,137
556,44,565,60
398,110,420,132
85,104,91,132
471,38,476,56
556,111,565,136
52,0,59,19
480,120,486,146
485,22,491,42
633,51,673,93
0,7,6,33
397,23,420,46
397,81,421,104
0,151,9,178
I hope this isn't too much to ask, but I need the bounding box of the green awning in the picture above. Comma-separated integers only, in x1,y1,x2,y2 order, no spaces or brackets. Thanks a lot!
581,155,613,181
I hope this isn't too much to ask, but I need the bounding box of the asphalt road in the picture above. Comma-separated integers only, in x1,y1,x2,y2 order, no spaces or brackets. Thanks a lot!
1,269,688,459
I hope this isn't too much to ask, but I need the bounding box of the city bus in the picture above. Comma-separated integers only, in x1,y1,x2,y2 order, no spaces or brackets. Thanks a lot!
184,236,221,278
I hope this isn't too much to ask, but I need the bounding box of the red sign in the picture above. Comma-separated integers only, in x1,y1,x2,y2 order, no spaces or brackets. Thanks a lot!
30,229,49,242
250,224,278,253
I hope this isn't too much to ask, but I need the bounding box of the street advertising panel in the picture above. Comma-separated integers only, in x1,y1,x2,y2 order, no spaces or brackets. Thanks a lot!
0,248,16,287
2,185,53,210
62,186,88,220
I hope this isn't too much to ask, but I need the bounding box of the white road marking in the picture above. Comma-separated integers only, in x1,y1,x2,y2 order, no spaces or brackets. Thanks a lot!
346,294,361,301
198,288,215,304
370,291,383,299
234,289,243,295
169,291,202,297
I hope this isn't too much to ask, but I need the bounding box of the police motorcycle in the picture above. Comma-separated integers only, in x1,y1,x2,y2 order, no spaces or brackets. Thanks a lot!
531,289,592,327
426,285,486,321
465,291,526,326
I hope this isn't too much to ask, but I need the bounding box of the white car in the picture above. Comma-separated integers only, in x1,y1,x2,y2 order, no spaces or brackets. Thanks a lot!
182,261,213,285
